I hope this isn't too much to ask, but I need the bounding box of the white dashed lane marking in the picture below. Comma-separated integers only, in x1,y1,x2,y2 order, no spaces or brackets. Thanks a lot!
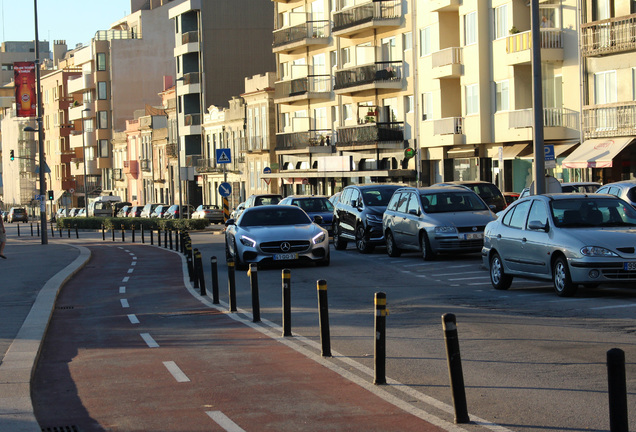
127,268,134,274
120,299,129,308
122,276,130,283
127,314,139,324
140,333,159,348
119,286,126,294
206,411,247,432
163,361,190,383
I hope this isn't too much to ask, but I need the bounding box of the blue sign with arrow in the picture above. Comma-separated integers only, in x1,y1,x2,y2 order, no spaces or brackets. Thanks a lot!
216,148,231,164
218,182,232,197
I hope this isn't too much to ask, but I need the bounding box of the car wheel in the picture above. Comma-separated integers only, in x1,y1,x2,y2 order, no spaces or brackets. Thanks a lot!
489,252,512,290
355,224,374,254
332,223,347,250
385,230,401,257
553,256,577,297
420,232,435,261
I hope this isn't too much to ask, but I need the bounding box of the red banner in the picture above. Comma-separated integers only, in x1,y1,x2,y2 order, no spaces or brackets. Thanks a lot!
14,62,36,117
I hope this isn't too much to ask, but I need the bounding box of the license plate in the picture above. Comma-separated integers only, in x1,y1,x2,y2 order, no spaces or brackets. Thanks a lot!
624,262,636,271
274,253,298,261
462,233,483,240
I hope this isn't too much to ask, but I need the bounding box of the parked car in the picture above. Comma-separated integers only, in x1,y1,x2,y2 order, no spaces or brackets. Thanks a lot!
164,204,194,219
332,184,403,253
225,204,329,270
67,208,81,217
520,181,601,198
329,192,342,207
230,203,245,220
113,202,132,217
279,195,334,234
55,208,68,220
117,205,132,218
128,206,143,217
433,181,507,213
2,211,8,222
482,193,636,297
77,208,86,217
596,181,636,209
141,203,166,218
503,192,520,206
236,194,283,220
192,204,224,223
7,207,28,223
151,204,171,218
383,186,497,260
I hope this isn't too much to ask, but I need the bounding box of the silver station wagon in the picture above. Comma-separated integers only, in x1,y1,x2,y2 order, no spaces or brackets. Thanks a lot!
483,193,636,297
383,186,497,260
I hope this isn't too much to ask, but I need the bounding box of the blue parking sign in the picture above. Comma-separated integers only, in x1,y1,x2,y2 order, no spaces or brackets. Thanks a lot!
544,144,555,161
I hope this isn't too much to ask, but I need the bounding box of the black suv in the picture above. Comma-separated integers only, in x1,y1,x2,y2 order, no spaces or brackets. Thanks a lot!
332,184,403,253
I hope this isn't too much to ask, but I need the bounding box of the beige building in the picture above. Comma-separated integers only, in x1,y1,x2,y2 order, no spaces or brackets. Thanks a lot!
1,108,37,207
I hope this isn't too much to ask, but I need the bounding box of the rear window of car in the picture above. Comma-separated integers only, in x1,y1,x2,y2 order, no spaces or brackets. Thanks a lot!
14,209,26,213
294,198,334,212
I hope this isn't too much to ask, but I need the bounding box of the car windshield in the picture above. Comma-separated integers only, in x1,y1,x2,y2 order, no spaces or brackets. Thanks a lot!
294,198,334,213
240,207,312,227
421,191,488,213
551,198,636,228
362,188,397,206
255,196,282,206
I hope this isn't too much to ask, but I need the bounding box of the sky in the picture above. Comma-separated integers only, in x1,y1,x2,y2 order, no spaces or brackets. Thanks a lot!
1,0,131,49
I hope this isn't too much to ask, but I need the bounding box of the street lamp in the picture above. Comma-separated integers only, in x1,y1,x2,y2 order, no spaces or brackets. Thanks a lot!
174,77,184,219
81,108,91,216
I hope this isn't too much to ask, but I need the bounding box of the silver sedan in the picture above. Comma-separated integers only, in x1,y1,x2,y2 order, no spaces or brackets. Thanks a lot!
482,193,636,297
225,205,330,270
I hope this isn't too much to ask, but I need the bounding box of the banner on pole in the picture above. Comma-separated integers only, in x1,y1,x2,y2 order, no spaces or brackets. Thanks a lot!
14,62,36,117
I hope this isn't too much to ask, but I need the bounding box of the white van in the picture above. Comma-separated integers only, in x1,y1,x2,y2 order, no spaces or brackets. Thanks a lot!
88,196,122,217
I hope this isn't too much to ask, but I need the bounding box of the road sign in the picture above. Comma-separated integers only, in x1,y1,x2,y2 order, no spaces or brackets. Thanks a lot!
263,167,272,174
216,148,231,164
218,182,232,197
544,144,556,169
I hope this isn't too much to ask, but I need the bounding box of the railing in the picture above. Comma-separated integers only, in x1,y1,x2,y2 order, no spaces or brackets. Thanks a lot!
336,123,403,146
196,158,224,173
334,61,402,90
508,108,579,129
431,47,462,68
275,75,332,99
94,30,136,41
123,160,139,175
166,143,178,158
433,117,463,135
182,31,198,44
140,159,151,172
333,0,401,32
240,136,270,152
276,129,333,150
583,102,636,138
581,14,636,56
184,113,201,126
112,168,124,181
273,20,330,47
506,29,563,53
183,72,200,85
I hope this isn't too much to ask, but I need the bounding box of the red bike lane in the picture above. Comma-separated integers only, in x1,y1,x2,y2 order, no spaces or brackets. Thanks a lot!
32,243,450,432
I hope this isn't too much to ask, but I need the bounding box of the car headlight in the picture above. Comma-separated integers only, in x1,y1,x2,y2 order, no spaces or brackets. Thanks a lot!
239,235,256,248
435,226,458,234
366,214,383,224
312,232,326,244
580,246,618,257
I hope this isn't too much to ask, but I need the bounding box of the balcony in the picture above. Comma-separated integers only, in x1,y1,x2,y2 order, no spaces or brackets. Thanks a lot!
123,160,139,179
166,143,178,158
581,14,636,57
70,159,98,176
69,130,96,149
182,31,198,45
428,0,460,12
506,30,563,65
336,123,403,148
273,20,330,54
184,113,201,126
333,0,402,38
196,158,223,174
183,72,201,85
508,108,579,129
96,157,111,170
431,47,463,79
240,136,270,153
334,61,402,95
68,104,91,121
276,130,334,152
140,159,151,172
583,102,636,139
112,168,124,181
67,74,94,94
275,75,332,104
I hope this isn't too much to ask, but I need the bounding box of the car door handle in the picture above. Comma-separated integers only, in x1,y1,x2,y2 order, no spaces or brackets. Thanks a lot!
497,234,502,238
522,237,527,242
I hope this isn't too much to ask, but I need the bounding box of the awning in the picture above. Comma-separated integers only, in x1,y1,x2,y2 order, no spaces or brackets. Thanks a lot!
53,190,65,202
562,137,635,169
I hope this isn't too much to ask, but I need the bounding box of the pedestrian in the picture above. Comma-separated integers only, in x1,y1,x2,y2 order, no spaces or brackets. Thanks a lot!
0,213,6,259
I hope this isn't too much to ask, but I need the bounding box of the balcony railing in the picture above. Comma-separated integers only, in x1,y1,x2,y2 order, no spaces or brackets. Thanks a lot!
182,31,199,45
333,0,401,33
276,129,333,150
184,113,201,126
433,117,464,135
581,14,636,56
94,30,136,41
196,158,224,173
273,20,329,47
140,159,151,172
112,168,124,181
336,123,403,146
183,72,200,85
239,136,270,152
166,143,178,158
123,160,139,175
508,108,579,129
334,61,402,90
275,75,332,99
506,29,563,53
583,102,636,138
431,47,462,68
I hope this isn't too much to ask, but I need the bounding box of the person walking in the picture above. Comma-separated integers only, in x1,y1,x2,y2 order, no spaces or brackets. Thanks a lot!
0,212,6,259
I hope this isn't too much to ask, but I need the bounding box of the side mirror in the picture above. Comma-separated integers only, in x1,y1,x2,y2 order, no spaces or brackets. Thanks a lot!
528,220,548,232
225,218,235,227
313,215,324,224
408,208,420,216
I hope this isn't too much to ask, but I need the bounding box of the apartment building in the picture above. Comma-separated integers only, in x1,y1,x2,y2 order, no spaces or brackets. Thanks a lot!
561,0,636,182
169,0,275,208
0,41,51,88
0,109,37,207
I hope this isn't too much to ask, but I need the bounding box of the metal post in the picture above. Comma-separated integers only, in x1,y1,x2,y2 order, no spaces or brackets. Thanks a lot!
164,228,168,248
282,269,292,337
158,228,161,247
442,313,470,424
228,260,237,312
607,348,628,432
193,248,200,290
121,224,125,242
317,279,331,357
169,229,173,250
141,225,145,244
75,224,78,239
374,292,387,385
30,223,34,236
531,0,546,194
131,225,135,243
150,227,154,245
185,244,194,282
249,264,260,322
102,223,105,241
37,222,40,237
58,224,62,238
67,224,70,238
112,226,115,242
50,221,54,238
17,224,20,237
210,256,220,304
33,0,48,245
195,250,206,296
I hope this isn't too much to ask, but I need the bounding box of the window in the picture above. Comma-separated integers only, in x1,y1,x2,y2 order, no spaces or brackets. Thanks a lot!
383,97,398,122
97,53,107,71
98,139,109,158
97,82,107,100
465,12,477,45
329,50,338,70
313,53,326,75
314,107,328,130
595,70,617,104
419,27,431,56
527,201,548,229
98,111,108,129
340,47,351,66
465,84,479,115
495,81,509,112
381,36,397,61
422,92,432,120
494,4,508,40
403,32,412,51
507,200,531,229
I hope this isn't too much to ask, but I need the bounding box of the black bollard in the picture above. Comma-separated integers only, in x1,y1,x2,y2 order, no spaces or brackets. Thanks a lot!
51,221,55,238
607,348,628,432
150,227,154,245
121,224,125,242
17,224,20,237
158,228,161,247
317,280,331,357
102,224,105,241
169,229,173,250
31,223,34,236
195,250,206,296
193,248,200,290
228,260,237,312
112,226,115,242
185,244,194,281
210,256,220,304
249,264,260,322
75,224,79,239
67,225,71,238
131,225,135,243
164,228,168,248
442,313,470,424
37,222,40,237
58,225,62,238
174,229,179,251
282,269,292,337
374,292,387,385
141,225,145,244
